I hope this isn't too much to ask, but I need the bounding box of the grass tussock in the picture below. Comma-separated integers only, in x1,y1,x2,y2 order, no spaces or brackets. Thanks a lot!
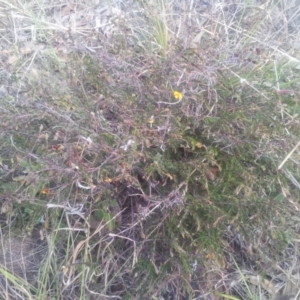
1,0,300,299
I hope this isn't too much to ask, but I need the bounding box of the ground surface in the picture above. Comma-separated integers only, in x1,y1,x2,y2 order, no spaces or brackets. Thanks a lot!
1,0,300,299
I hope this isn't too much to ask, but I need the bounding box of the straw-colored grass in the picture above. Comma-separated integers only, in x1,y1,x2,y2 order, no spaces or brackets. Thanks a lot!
1,0,300,299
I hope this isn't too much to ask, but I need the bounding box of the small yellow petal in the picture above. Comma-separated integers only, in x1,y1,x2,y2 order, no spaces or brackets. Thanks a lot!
173,91,183,100
195,142,202,149
41,188,50,195
147,115,155,124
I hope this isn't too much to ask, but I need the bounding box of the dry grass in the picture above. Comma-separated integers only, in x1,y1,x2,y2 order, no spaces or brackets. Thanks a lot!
1,0,300,299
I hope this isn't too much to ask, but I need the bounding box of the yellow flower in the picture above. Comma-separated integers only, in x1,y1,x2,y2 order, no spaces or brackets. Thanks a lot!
41,188,50,195
147,115,155,127
173,90,183,100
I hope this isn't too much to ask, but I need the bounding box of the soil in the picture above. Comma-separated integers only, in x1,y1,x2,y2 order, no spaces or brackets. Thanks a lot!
0,229,46,292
